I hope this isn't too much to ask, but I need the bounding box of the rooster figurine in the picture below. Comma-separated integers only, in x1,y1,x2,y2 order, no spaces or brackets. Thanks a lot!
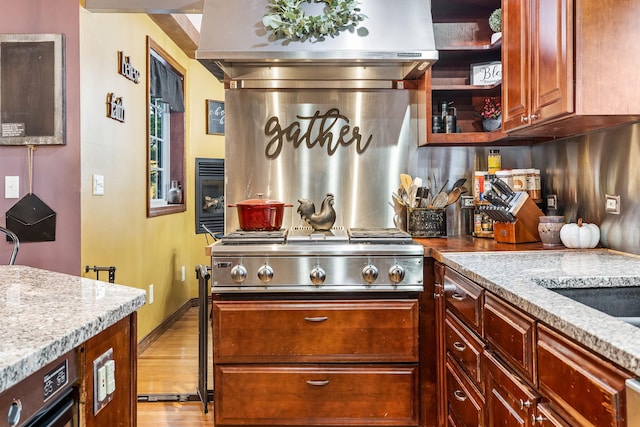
297,193,336,231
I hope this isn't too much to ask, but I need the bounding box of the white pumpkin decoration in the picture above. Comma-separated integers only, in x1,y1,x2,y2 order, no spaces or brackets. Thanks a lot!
559,218,600,249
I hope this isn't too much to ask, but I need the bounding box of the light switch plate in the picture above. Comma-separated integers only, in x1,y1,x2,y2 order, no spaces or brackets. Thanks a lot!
5,176,19,199
92,175,105,196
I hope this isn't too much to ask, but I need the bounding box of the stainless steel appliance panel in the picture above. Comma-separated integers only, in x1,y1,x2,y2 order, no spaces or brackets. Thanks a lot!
224,89,415,233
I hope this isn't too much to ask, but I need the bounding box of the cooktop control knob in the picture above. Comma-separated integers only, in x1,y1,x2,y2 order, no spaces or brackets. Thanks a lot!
257,265,274,283
230,265,248,283
310,266,326,285
389,265,405,284
362,264,379,284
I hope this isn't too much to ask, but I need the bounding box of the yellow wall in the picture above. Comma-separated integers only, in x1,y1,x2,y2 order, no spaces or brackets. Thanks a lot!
79,8,224,339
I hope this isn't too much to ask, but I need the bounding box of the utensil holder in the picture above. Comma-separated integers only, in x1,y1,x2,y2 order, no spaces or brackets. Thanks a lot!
407,208,447,237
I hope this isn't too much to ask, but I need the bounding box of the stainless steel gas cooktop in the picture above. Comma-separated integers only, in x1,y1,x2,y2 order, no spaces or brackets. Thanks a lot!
211,227,424,293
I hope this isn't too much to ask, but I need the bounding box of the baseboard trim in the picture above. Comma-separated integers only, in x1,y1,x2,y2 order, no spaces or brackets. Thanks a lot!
137,297,199,355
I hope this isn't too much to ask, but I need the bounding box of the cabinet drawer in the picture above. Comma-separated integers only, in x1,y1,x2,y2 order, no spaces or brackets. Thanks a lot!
537,324,630,427
484,350,540,426
213,300,419,363
444,268,484,334
445,310,485,390
446,354,484,427
484,292,536,382
214,365,419,426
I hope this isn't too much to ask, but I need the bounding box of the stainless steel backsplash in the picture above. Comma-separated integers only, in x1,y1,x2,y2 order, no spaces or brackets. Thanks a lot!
224,85,640,254
413,122,640,255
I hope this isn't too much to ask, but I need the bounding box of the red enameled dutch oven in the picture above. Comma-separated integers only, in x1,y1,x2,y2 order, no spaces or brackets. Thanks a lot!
228,196,293,231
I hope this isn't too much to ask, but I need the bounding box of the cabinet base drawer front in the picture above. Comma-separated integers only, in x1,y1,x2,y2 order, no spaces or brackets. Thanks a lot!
445,310,485,390
214,365,419,426
484,293,536,382
444,268,484,334
213,300,419,363
445,356,484,427
537,325,629,427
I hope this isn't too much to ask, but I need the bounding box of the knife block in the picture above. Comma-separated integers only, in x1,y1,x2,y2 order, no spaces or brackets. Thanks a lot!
493,194,544,243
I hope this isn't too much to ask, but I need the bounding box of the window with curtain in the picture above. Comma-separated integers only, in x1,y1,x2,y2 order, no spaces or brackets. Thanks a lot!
146,37,186,217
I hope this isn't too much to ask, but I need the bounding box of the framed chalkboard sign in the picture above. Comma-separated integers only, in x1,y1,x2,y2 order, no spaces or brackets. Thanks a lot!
206,100,225,135
0,34,65,145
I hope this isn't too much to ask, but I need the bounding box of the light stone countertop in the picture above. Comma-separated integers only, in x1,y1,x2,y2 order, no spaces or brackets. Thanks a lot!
0,265,146,393
435,249,640,377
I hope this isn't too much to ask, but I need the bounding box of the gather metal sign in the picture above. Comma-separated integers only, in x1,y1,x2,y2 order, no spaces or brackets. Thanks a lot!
263,108,373,159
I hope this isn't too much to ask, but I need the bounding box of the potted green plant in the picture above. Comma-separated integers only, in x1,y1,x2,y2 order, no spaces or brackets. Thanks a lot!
480,97,502,131
489,8,502,44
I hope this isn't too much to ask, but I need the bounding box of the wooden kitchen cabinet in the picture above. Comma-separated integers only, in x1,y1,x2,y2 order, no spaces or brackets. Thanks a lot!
212,298,420,426
502,0,640,137
537,324,630,427
484,292,536,383
436,263,634,426
78,313,137,427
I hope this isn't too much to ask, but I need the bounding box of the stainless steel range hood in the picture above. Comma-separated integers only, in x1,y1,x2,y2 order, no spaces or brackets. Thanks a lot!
196,0,438,84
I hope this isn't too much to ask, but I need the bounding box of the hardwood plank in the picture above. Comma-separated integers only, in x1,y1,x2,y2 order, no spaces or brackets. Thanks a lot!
137,306,214,425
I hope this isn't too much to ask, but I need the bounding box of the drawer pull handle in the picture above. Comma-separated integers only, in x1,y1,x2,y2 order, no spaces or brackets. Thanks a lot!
304,316,329,322
306,380,330,386
451,292,465,301
519,399,533,409
453,341,466,352
453,390,467,402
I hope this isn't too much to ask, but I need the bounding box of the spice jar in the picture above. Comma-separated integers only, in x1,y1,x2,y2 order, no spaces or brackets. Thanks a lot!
488,149,501,174
474,171,487,202
512,169,527,192
495,169,513,190
527,169,542,201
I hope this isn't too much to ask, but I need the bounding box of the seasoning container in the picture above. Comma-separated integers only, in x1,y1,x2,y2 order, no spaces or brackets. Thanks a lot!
474,171,487,202
512,169,527,192
432,115,443,133
488,149,501,174
527,168,542,201
445,106,457,133
495,169,513,190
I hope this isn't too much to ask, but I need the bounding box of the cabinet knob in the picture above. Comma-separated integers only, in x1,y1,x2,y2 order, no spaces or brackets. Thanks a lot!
519,399,533,409
453,390,467,402
531,414,547,424
451,292,465,301
453,341,467,352
306,380,330,386
530,113,539,120
521,115,530,122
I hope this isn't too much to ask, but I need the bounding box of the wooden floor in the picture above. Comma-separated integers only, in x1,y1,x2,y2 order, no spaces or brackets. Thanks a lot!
137,305,215,426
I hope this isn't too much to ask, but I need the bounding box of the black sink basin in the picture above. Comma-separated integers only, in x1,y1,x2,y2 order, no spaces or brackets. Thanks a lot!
551,287,640,327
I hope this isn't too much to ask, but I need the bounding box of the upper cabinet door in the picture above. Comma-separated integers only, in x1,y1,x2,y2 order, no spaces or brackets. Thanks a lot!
529,0,574,124
502,0,530,132
503,0,573,132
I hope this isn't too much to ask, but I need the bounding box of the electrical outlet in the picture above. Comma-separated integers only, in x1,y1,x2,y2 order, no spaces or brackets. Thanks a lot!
148,284,154,304
605,194,620,214
547,194,558,210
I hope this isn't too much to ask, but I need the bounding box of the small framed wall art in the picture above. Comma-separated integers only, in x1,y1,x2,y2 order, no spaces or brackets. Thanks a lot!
206,100,225,135
470,61,502,86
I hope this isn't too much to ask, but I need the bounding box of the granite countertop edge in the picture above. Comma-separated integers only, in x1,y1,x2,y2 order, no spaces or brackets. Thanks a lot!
433,248,640,377
0,266,146,393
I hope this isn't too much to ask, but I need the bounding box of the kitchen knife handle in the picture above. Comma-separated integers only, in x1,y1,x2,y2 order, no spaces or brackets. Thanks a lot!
306,380,330,386
304,316,329,322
